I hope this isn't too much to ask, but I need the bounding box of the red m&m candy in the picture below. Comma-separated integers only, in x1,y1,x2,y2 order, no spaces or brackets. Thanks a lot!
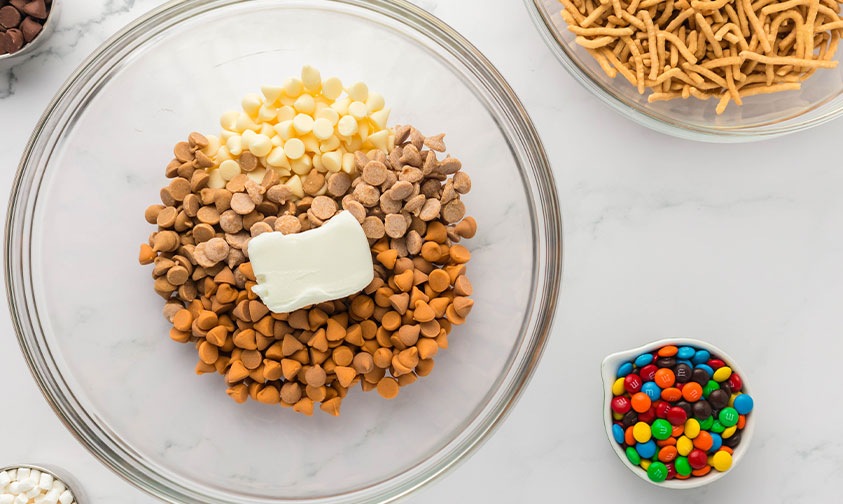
624,373,643,394
639,364,658,382
688,449,708,469
611,396,631,414
666,406,688,426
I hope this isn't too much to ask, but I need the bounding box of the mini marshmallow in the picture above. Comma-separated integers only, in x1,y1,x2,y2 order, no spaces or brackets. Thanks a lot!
16,468,30,481
0,495,13,504
58,490,73,504
8,482,20,494
26,485,42,498
17,478,35,492
29,470,40,483
13,495,26,504
0,471,10,487
51,481,65,493
42,488,59,504
38,473,53,491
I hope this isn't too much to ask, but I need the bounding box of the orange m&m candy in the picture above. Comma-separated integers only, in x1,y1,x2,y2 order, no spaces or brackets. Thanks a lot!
661,387,682,402
693,430,713,451
658,345,678,357
658,446,678,463
631,392,652,413
682,382,703,402
654,368,675,388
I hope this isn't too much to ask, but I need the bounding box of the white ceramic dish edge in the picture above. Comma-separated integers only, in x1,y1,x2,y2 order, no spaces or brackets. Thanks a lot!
601,338,755,489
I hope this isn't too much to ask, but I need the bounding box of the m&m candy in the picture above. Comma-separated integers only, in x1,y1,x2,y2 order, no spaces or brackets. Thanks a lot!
610,344,753,482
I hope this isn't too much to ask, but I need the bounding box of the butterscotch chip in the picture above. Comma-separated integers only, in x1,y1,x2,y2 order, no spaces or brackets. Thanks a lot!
373,348,393,368
428,269,450,292
420,241,442,263
234,329,258,350
394,270,414,292
350,295,375,319
172,309,193,332
332,346,354,366
384,213,408,238
362,161,388,185
376,249,398,269
453,296,474,317
241,349,262,369
361,216,385,239
198,341,219,364
139,244,156,265
319,397,342,416
351,352,374,374
311,196,338,220
445,304,466,325
257,385,280,404
450,244,471,263
280,382,302,404
455,216,477,239
206,325,227,346
226,360,249,383
416,358,435,376
413,300,436,322
377,377,400,399
226,384,249,404
266,184,293,204
230,193,256,215
397,324,420,347
305,364,327,387
416,337,439,359
454,275,473,296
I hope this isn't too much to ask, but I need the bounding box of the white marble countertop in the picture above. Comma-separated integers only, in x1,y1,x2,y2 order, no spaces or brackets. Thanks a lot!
2,0,842,503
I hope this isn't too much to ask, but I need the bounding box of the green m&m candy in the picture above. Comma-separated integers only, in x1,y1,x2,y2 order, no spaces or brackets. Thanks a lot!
647,461,668,482
703,380,720,398
719,407,739,427
710,419,726,434
699,415,714,430
651,419,672,440
674,456,692,476
626,446,641,465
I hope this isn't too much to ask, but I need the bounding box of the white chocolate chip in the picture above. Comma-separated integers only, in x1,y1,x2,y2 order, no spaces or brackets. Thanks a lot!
337,115,358,136
301,65,322,92
347,81,368,102
241,93,263,117
219,159,241,180
284,138,306,160
322,77,343,100
293,113,314,134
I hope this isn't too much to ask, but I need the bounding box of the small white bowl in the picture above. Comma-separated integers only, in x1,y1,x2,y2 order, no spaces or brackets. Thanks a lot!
601,338,755,489
0,464,85,503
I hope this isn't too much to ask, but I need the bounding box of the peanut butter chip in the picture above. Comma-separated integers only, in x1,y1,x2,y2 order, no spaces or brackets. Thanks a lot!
419,199,441,221
275,214,302,234
250,221,273,237
197,205,221,225
239,151,259,172
156,206,177,228
423,133,446,152
311,196,337,220
327,172,351,196
219,210,243,233
362,161,388,185
303,170,325,196
204,237,230,262
344,200,366,223
361,216,385,239
169,178,191,201
384,214,408,238
442,199,466,223
388,180,413,200
230,193,256,215
174,141,193,162
188,131,209,148
266,184,293,204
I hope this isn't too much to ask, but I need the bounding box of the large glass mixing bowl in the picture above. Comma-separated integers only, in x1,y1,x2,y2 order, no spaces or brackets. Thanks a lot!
6,0,562,502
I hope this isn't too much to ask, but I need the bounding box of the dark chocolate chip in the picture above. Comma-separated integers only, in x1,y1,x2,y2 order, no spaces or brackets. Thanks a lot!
5,27,22,53
22,0,46,20
10,0,28,10
0,5,21,29
691,367,710,384
622,410,637,428
692,400,712,420
19,15,40,42
0,32,8,55
708,389,730,410
674,363,692,383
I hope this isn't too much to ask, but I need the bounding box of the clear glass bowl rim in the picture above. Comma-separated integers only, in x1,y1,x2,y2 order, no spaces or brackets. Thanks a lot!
524,0,843,142
4,1,563,503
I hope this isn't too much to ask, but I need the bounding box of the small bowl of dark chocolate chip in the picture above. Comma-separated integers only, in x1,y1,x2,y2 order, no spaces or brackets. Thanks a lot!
0,0,59,63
